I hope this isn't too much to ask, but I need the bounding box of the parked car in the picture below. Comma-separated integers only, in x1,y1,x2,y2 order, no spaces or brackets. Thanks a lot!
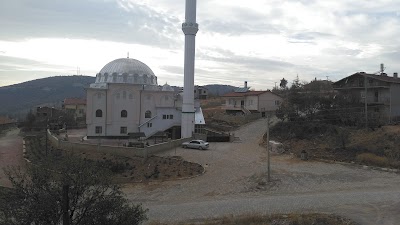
182,140,209,150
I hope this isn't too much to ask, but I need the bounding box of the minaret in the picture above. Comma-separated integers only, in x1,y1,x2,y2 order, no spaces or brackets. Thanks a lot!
181,0,199,138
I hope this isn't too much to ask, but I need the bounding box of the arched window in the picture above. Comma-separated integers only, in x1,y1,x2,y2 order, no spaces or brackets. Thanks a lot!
145,110,152,118
96,109,102,117
134,74,138,83
121,110,127,118
104,74,108,82
123,74,128,82
122,91,126,99
143,74,148,84
112,74,117,82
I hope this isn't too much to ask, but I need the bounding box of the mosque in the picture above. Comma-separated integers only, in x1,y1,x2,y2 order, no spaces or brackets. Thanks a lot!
86,57,205,139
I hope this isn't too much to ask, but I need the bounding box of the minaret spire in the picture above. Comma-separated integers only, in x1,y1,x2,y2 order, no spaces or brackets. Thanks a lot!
181,0,199,138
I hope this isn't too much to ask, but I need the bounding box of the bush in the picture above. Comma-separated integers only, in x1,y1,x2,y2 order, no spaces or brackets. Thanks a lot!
356,153,389,168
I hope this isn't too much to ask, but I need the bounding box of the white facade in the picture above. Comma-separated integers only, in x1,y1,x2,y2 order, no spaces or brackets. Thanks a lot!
86,58,203,139
222,91,282,113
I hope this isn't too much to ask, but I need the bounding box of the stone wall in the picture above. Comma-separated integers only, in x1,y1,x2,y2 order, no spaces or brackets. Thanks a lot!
47,130,191,159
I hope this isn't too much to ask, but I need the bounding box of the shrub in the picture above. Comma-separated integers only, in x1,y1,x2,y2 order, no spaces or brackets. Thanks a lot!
356,153,389,167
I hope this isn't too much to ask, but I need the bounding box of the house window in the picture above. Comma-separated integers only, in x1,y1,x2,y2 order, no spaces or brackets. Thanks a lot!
163,115,167,119
121,110,127,118
194,90,197,93
95,126,102,134
96,109,102,117
145,110,152,118
120,127,127,134
170,114,173,119
203,90,206,94
147,123,152,128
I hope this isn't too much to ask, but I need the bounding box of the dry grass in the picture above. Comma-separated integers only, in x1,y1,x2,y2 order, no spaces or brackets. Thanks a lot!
149,213,357,225
356,153,390,168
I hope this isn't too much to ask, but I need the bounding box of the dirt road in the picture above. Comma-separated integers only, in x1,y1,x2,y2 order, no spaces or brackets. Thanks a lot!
0,128,23,187
123,119,400,225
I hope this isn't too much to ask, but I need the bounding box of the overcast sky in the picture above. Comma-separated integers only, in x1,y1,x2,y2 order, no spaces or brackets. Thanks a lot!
1,0,399,89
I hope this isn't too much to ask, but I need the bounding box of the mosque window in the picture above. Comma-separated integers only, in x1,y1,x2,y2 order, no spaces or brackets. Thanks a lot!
113,74,117,82
97,93,102,99
147,123,152,128
104,74,108,82
95,126,102,134
121,110,127,118
143,75,148,83
145,110,152,118
123,74,128,82
120,127,127,134
150,76,154,84
96,109,103,117
123,91,126,99
134,74,138,83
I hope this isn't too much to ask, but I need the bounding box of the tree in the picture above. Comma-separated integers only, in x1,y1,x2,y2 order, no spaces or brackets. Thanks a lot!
0,155,147,225
279,78,288,89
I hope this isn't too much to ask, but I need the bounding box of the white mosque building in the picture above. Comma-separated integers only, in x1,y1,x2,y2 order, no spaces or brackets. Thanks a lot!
86,57,205,139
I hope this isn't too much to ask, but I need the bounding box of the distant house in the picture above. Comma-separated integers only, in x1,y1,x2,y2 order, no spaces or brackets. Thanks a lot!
63,98,87,119
0,116,16,130
36,106,61,119
222,83,282,116
194,86,208,99
333,72,400,122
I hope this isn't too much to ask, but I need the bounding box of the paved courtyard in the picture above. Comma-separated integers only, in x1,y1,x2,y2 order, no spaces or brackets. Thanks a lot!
123,119,400,225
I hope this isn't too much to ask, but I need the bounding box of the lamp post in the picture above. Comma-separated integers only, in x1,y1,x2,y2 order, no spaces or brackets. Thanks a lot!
266,115,271,182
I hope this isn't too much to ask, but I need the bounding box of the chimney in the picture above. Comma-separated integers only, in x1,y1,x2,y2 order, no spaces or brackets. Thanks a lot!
394,72,398,78
244,81,248,89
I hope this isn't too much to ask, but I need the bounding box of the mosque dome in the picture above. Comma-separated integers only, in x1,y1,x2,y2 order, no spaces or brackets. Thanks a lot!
162,83,174,92
95,58,157,85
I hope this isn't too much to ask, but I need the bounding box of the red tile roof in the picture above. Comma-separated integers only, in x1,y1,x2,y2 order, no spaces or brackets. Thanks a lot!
222,91,271,97
64,98,86,105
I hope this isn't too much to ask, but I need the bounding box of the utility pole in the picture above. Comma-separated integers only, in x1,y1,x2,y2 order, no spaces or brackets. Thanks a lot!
266,115,271,182
364,75,368,130
62,184,70,225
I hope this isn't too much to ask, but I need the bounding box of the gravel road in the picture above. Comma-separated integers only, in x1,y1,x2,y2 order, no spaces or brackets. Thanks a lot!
0,128,23,187
123,119,400,224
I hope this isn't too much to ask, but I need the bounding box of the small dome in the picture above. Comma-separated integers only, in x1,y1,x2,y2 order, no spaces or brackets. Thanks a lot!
162,83,174,92
95,58,157,85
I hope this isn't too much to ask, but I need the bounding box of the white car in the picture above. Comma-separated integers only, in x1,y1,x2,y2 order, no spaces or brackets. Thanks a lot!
182,140,209,150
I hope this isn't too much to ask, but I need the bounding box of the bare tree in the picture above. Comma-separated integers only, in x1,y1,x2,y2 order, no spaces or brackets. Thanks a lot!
0,155,147,225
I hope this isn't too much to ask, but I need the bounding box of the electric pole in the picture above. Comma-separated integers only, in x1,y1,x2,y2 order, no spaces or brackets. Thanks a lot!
364,75,368,130
266,115,271,182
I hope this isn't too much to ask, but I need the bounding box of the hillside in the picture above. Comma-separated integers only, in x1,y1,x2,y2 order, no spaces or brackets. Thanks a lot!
0,76,95,117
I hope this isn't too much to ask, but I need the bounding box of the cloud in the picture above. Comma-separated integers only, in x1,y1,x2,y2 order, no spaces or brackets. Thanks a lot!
0,0,181,48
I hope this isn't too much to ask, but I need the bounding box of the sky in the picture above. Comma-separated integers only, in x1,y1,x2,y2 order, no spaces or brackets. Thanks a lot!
0,0,399,90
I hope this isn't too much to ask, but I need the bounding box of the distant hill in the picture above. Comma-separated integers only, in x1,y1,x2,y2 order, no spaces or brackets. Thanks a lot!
0,75,95,118
0,76,237,119
204,84,238,96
